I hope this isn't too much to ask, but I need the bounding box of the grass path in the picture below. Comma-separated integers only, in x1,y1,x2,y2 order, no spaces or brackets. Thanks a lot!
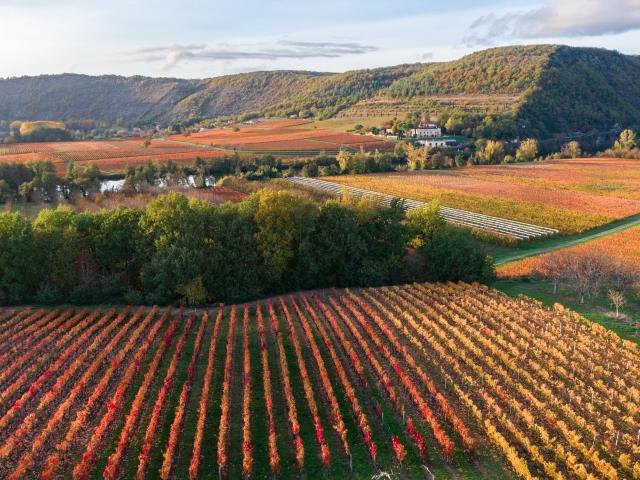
493,213,640,265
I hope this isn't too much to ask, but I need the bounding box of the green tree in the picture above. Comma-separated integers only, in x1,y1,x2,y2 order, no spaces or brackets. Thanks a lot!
424,228,495,283
32,206,80,301
0,213,37,302
445,115,464,134
0,179,9,202
140,192,212,303
93,207,147,287
406,201,444,249
252,190,318,290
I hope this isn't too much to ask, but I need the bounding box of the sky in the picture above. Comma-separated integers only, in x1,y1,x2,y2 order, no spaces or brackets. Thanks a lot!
1,0,640,79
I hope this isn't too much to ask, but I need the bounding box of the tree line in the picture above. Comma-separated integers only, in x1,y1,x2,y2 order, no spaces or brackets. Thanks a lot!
535,250,639,307
0,191,494,305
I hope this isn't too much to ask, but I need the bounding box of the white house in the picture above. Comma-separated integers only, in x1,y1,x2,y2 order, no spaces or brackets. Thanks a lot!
419,138,458,148
408,122,441,138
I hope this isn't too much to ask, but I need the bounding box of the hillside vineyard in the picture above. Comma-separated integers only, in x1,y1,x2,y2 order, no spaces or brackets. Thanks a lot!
0,283,639,479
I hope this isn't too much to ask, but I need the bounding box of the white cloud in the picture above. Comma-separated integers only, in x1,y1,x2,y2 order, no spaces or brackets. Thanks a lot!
465,0,640,44
125,40,378,71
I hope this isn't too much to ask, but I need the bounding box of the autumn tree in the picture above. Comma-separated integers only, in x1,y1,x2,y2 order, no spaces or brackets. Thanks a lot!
405,143,430,170
560,141,582,158
515,138,538,162
614,129,637,150
476,139,504,164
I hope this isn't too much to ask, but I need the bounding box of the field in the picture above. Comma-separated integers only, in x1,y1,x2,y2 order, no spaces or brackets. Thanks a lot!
497,225,640,278
327,158,640,234
1,283,639,479
289,176,559,241
171,118,395,154
0,139,226,174
0,119,395,174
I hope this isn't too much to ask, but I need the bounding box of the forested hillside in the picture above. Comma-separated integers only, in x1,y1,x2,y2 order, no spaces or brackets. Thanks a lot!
385,45,554,97
0,74,201,124
1,45,640,138
518,46,640,137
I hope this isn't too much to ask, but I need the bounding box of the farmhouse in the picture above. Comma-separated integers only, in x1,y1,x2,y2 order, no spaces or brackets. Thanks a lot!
408,122,441,138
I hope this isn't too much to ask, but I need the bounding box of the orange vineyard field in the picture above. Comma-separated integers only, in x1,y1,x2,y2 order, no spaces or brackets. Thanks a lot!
328,158,640,233
1,282,639,479
0,119,394,174
0,139,226,174
171,118,394,153
498,225,640,278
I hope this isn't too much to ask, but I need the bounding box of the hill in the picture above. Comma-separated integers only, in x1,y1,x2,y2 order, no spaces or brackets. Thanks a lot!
1,45,640,138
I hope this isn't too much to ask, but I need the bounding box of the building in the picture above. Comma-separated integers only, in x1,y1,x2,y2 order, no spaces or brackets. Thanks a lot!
419,138,459,148
408,122,441,138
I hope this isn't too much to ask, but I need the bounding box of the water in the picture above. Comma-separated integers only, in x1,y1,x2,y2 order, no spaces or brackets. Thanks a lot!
99,175,215,193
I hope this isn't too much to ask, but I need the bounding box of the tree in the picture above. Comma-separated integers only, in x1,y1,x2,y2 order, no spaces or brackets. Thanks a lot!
405,144,430,170
476,139,504,164
32,206,81,301
515,138,538,162
252,190,318,290
0,213,38,302
560,141,582,158
608,290,626,318
423,227,495,283
406,202,444,249
0,179,9,202
337,150,354,173
445,116,464,134
140,192,212,303
537,252,574,294
93,207,147,287
614,129,637,150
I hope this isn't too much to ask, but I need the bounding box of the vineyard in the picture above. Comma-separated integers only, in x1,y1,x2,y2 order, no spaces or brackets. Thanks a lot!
0,120,395,174
289,176,558,241
327,158,640,234
0,139,226,174
1,282,639,479
497,225,640,278
171,119,394,154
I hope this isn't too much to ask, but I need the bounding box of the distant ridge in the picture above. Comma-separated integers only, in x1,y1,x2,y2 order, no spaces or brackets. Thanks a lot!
1,45,639,137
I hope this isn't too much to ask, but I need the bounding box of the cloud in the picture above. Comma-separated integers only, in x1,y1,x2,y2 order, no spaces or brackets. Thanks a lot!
420,52,434,60
465,0,640,45
125,40,377,71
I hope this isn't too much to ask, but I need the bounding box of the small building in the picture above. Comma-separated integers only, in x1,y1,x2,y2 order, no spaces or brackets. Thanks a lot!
408,122,441,138
419,138,459,148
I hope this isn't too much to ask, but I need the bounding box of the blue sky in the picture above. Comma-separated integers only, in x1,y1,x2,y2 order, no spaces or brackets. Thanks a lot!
1,0,640,78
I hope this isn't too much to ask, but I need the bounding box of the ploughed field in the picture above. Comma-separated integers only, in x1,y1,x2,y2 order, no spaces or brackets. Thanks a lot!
327,158,640,234
170,118,394,154
1,282,639,479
